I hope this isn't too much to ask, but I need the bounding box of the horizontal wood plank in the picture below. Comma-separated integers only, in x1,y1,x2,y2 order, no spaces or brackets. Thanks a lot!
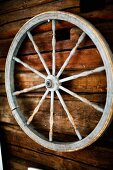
0,27,85,57
0,85,6,95
14,48,104,71
0,95,105,137
66,5,113,22
7,156,52,170
1,70,107,94
0,0,80,26
0,1,113,170
0,22,113,58
14,72,106,93
0,0,59,15
1,123,113,169
0,47,103,70
7,157,29,170
0,20,74,39
7,144,101,170
0,5,113,40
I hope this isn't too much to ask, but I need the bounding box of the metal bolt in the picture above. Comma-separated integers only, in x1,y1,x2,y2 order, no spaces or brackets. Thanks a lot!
46,79,52,88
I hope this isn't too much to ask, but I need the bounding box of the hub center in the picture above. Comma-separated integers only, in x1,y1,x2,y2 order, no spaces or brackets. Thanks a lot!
45,75,59,91
46,79,52,88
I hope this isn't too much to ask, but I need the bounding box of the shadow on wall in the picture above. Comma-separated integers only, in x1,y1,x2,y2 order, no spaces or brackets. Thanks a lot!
80,0,105,12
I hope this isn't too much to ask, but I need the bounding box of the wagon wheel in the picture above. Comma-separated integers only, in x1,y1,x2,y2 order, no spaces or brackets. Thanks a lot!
5,11,113,151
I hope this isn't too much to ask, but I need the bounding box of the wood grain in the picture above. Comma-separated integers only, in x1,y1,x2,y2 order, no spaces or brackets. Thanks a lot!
0,20,74,39
0,0,80,26
0,0,113,169
0,28,83,57
0,70,106,94
0,4,113,40
67,4,113,22
0,22,113,58
0,0,58,15
0,47,104,71
7,144,101,170
14,72,106,93
0,95,105,137
1,124,113,169
7,156,52,170
17,49,102,70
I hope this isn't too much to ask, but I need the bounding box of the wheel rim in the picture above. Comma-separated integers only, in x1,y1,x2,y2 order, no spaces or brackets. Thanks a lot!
5,11,113,151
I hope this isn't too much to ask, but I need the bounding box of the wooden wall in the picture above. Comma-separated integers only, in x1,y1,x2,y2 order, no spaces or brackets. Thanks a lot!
0,0,113,169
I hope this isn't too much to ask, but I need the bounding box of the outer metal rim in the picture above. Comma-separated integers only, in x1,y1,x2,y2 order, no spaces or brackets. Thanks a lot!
5,11,113,151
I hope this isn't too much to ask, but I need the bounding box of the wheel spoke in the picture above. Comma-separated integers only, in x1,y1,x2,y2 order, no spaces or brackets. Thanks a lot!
27,90,49,125
57,32,86,78
52,19,56,76
56,90,82,140
27,31,50,75
13,83,45,96
49,91,54,141
13,57,46,79
59,86,104,113
59,66,105,83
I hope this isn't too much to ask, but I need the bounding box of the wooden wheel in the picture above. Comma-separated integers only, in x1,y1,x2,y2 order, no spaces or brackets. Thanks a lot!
5,11,113,152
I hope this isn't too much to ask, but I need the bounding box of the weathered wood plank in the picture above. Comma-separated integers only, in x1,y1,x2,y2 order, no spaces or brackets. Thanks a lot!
15,72,106,93
0,20,74,39
0,0,113,170
0,58,6,71
68,5,113,22
0,28,83,57
0,95,105,137
7,157,29,170
0,19,28,39
1,72,107,97
0,93,106,137
0,48,103,72
7,156,51,170
0,85,6,95
6,144,101,170
0,70,106,95
1,22,113,58
1,124,113,169
17,49,103,72
0,0,80,26
0,39,12,57
0,49,102,72
71,24,113,50
0,0,59,15
0,72,4,84
0,4,113,40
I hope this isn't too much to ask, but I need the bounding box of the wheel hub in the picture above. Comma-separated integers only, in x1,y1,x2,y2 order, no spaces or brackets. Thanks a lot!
45,75,59,91
46,79,52,88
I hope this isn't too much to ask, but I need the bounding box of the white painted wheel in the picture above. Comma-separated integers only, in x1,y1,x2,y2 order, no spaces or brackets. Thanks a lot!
5,11,113,151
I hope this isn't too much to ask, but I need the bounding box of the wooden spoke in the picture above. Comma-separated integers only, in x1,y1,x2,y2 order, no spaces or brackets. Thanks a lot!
27,31,50,75
52,19,56,76
59,66,105,83
49,91,54,142
56,90,82,140
13,57,46,79
59,86,104,113
13,83,45,96
27,90,49,125
57,32,86,78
